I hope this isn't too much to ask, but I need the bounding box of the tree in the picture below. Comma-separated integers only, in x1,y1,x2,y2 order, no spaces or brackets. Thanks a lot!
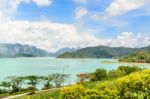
0,81,11,92
25,75,40,90
51,73,69,87
40,75,53,89
6,76,25,93
94,68,107,81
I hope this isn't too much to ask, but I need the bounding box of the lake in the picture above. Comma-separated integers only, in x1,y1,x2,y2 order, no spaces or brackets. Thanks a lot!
0,57,150,85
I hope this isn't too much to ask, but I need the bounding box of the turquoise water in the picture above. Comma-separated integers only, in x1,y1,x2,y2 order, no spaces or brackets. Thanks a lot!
0,57,150,84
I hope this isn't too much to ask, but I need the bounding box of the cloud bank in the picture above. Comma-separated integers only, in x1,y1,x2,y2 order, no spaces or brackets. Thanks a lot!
0,0,149,52
0,20,149,52
0,20,105,51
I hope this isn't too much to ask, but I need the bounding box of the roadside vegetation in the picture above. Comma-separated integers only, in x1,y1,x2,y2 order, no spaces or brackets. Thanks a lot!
62,66,150,99
1,65,149,99
0,73,69,98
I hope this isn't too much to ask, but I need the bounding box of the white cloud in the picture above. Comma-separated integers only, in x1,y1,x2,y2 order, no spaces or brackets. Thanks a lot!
32,0,52,6
106,0,150,16
0,20,149,52
75,7,88,20
0,20,107,52
91,13,128,28
108,32,150,48
0,0,149,52
0,0,53,21
74,0,88,5
8,0,52,9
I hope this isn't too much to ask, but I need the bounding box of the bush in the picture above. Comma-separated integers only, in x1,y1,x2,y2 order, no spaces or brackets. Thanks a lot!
61,70,150,99
61,84,85,99
118,66,142,75
108,69,124,78
61,84,101,99
94,68,107,81
116,70,150,98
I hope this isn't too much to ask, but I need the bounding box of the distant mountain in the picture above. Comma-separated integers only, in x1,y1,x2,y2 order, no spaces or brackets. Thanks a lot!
54,47,80,57
57,46,150,58
0,43,51,58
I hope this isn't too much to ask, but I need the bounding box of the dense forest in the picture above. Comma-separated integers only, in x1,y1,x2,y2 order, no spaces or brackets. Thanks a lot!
119,51,150,63
57,46,150,58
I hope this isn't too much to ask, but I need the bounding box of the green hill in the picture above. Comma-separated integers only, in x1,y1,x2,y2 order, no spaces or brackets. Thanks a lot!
119,51,150,63
57,46,150,58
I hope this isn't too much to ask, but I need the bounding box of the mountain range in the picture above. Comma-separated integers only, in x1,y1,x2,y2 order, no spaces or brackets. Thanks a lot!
0,43,79,58
0,43,150,58
57,46,150,58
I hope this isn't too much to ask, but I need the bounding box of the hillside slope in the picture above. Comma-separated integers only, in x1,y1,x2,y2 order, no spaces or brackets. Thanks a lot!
57,46,150,58
119,51,150,63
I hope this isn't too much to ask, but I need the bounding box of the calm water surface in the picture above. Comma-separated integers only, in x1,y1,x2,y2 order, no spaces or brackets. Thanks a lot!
0,57,150,84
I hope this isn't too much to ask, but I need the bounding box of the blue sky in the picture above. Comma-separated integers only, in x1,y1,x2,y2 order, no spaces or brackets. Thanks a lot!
15,0,150,36
0,0,150,51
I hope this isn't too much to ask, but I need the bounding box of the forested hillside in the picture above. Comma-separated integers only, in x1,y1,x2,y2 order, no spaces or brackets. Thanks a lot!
119,51,150,63
57,46,150,58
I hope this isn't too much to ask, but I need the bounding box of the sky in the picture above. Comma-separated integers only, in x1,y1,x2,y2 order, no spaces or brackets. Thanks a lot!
0,0,150,52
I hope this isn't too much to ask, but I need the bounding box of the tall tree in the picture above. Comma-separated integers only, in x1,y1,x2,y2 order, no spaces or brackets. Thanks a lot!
25,75,40,90
51,73,69,87
40,75,53,89
6,76,25,93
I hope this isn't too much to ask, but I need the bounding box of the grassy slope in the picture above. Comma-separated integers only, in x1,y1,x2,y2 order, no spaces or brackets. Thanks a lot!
11,89,60,99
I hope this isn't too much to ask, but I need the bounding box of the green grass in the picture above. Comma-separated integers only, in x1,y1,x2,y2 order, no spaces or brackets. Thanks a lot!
0,93,9,99
12,89,61,99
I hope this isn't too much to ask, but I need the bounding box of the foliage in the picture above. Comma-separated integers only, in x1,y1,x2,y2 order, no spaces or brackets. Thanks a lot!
118,65,142,75
57,46,150,58
108,69,124,78
77,66,142,82
61,69,150,99
25,75,40,90
0,74,69,95
94,68,107,81
61,84,101,99
51,73,69,87
6,76,25,93
40,75,53,90
0,81,11,92
119,51,150,63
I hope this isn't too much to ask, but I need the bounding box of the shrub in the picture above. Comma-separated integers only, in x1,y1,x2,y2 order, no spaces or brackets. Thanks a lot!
108,69,124,78
116,70,150,98
118,66,142,75
61,84,101,99
94,68,107,81
61,70,150,99
61,84,85,99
